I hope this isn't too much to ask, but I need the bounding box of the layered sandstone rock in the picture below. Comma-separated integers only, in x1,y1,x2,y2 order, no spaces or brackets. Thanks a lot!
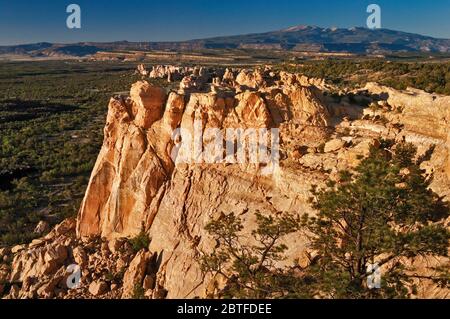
130,81,166,128
222,68,235,82
235,91,272,128
3,67,449,300
363,82,450,196
279,71,329,90
364,82,450,139
77,81,178,239
73,72,450,298
136,64,149,77
236,69,266,88
71,72,336,297
149,65,186,81
122,250,151,298
0,217,153,299
283,86,331,126
148,164,315,298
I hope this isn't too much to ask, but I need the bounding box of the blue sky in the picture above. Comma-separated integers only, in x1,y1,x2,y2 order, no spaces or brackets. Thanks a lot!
1,0,450,45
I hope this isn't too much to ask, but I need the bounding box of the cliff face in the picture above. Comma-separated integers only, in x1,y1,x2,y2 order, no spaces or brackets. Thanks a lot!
77,70,333,242
363,82,450,197
74,69,336,297
77,82,175,239
2,67,449,299
75,68,450,298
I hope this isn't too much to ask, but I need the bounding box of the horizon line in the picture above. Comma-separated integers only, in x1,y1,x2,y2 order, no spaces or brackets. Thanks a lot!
1,24,449,47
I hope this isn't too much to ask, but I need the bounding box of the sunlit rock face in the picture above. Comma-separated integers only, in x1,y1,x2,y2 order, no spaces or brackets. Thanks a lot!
71,68,450,298
363,82,450,196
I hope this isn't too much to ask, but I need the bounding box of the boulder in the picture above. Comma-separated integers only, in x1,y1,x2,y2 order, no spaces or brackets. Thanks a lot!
72,246,87,267
324,139,346,153
9,285,20,299
136,64,149,76
107,238,125,254
143,275,156,290
0,264,9,282
11,244,26,254
53,218,76,237
284,86,330,126
89,280,109,296
0,247,10,259
34,221,50,235
122,250,150,299
236,69,266,88
37,276,62,299
10,243,67,283
222,68,235,82
130,81,166,129
163,92,186,130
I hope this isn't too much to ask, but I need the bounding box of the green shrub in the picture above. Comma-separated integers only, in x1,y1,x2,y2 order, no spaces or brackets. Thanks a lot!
129,229,151,253
132,284,146,299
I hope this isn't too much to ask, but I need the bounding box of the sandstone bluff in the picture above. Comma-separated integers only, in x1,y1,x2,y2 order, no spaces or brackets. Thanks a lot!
1,65,449,299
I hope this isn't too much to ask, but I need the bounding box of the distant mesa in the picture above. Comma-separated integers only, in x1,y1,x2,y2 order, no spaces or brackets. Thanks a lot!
1,25,450,58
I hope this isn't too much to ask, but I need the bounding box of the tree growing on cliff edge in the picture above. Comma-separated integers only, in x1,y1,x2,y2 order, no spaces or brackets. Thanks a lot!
305,140,449,298
201,140,449,299
200,212,311,299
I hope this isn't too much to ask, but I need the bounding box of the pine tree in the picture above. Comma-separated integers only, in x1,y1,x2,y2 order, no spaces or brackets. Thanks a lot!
199,140,449,299
305,140,449,298
200,212,309,299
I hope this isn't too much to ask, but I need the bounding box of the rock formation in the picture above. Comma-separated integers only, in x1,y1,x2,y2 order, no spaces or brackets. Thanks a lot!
136,64,149,77
2,66,449,299
363,82,450,197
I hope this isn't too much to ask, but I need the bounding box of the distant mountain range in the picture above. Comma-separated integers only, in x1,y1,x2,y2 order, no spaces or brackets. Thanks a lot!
2,25,450,57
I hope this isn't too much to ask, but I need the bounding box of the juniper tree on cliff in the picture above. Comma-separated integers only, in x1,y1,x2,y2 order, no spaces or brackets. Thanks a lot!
200,140,449,299
304,140,449,298
200,212,309,299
